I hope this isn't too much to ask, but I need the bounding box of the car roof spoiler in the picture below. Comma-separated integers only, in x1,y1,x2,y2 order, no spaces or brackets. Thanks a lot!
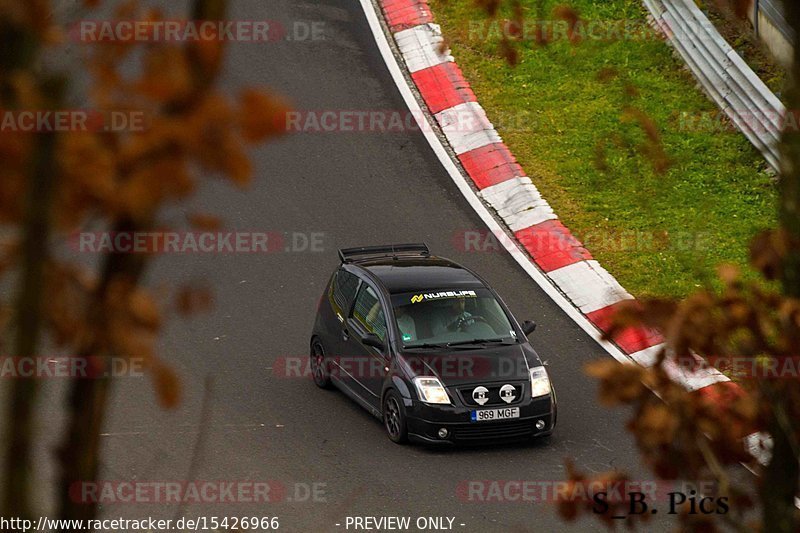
338,243,430,263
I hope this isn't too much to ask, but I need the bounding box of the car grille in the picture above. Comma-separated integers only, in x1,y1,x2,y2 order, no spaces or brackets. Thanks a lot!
452,420,533,442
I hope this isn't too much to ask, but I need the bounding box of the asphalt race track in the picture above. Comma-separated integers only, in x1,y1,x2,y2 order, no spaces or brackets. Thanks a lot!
17,0,675,531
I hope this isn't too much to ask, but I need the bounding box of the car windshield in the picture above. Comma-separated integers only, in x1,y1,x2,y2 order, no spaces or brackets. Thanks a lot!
390,288,518,348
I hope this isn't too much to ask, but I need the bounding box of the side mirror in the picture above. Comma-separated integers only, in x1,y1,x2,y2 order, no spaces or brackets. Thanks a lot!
522,320,537,336
361,332,385,351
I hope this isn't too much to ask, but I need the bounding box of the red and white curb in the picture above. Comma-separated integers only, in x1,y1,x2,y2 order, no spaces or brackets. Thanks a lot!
360,0,749,413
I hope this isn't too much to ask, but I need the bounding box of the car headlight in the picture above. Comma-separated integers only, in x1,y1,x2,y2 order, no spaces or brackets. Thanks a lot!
413,377,451,405
529,367,551,398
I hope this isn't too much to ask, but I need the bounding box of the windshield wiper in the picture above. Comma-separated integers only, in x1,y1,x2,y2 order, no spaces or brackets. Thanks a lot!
446,338,516,347
403,342,449,350
404,342,483,350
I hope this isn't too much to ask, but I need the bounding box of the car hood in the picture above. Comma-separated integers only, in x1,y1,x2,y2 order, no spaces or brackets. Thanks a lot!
398,343,537,386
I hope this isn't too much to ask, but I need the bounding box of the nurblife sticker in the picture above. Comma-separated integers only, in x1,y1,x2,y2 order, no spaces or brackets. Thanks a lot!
410,290,477,303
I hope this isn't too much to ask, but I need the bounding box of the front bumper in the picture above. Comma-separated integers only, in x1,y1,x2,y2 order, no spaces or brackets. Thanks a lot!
405,395,555,445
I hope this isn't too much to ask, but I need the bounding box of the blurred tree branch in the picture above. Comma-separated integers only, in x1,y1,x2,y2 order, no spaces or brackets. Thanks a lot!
469,0,800,530
0,0,288,529
0,3,64,518
57,0,230,525
764,1,800,529
3,96,60,520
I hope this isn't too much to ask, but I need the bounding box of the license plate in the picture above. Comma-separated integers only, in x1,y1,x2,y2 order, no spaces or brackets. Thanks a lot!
471,407,520,422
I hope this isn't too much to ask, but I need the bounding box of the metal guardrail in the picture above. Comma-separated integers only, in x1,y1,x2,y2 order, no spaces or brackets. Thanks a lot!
642,0,785,171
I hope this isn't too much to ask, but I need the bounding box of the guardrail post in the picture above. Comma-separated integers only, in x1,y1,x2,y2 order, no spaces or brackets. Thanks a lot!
754,0,760,38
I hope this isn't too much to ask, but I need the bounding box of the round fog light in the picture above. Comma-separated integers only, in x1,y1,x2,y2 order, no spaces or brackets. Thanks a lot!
438,428,449,439
535,420,546,430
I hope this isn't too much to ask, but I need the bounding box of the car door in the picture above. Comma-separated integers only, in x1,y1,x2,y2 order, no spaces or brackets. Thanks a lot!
345,282,390,410
327,268,361,385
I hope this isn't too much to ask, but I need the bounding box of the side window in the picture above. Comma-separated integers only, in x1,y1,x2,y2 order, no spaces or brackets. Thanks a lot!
352,284,388,343
332,269,359,313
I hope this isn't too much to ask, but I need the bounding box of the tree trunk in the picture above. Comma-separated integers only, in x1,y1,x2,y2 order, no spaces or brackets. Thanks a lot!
56,1,226,527
56,3,227,528
764,2,800,531
2,130,57,519
56,221,147,526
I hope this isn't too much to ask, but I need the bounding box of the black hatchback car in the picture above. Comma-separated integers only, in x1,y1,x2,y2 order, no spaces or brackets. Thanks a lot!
310,243,557,445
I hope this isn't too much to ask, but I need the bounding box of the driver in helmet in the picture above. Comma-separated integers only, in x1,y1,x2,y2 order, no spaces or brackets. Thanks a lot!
446,296,473,331
395,305,417,342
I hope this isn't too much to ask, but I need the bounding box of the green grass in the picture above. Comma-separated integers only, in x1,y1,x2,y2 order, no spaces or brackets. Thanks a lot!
430,0,778,299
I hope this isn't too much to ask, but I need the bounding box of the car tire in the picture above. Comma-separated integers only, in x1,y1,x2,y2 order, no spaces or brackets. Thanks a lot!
382,390,408,444
310,339,332,389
